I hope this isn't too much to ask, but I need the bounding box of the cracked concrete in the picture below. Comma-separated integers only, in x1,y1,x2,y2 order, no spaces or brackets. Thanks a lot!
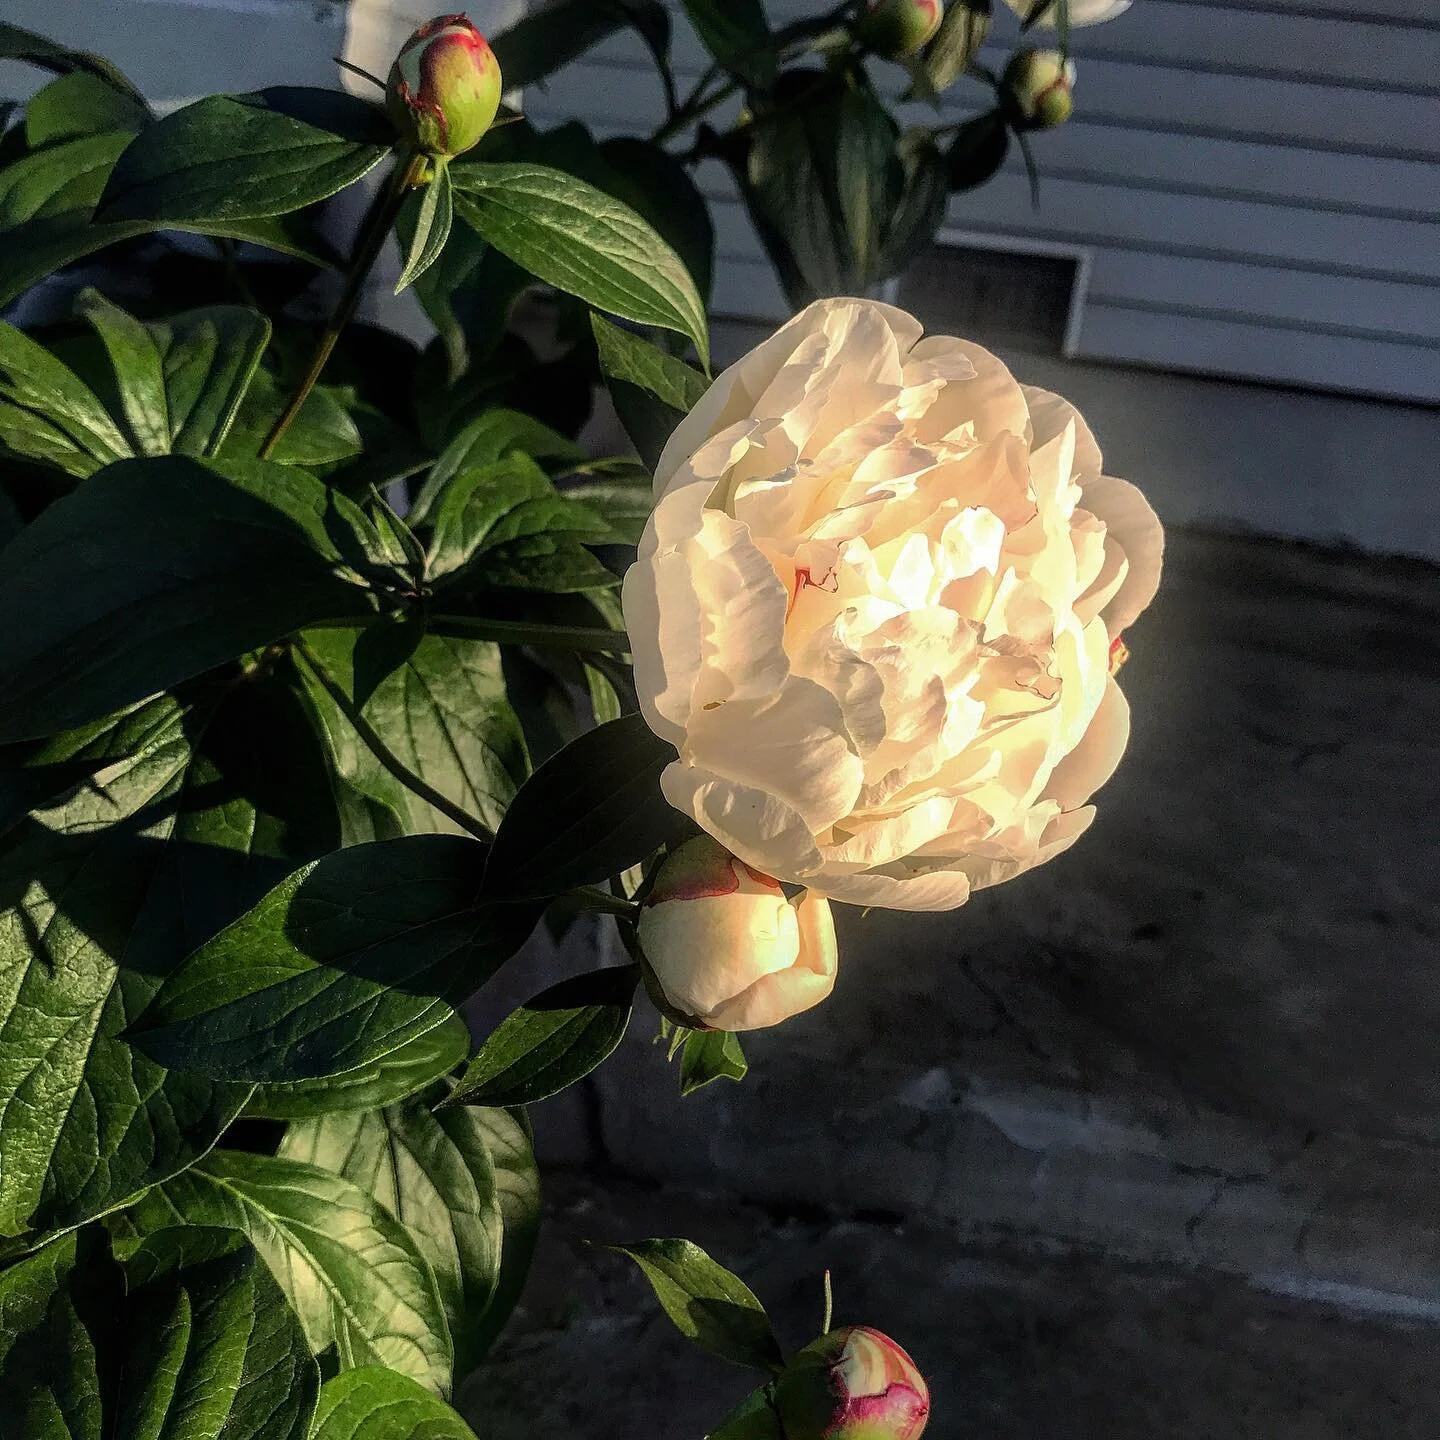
464,526,1440,1432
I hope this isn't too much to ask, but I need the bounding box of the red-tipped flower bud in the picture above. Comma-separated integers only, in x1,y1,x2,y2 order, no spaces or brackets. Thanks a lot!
386,14,502,158
775,1327,931,1440
1002,49,1076,130
637,835,837,1033
859,0,945,59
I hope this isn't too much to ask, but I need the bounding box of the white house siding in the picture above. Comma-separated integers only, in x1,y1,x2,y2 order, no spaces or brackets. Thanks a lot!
521,0,1440,405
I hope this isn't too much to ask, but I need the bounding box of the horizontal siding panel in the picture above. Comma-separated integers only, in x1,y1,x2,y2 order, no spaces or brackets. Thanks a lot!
711,258,789,322
1155,0,1440,27
944,173,1440,283
1078,303,1440,403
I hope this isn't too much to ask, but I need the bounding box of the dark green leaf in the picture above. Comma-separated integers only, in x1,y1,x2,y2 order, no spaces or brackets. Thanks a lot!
25,71,149,146
396,161,454,294
0,454,375,744
97,89,391,224
679,0,776,88
225,370,364,466
113,1150,453,1394
0,1227,318,1440
915,0,992,99
745,80,902,302
448,965,639,1107
78,289,272,458
484,712,687,900
879,129,950,278
427,454,615,593
0,21,145,103
0,130,133,230
281,1092,503,1375
297,626,529,838
467,1107,540,1361
309,1367,479,1440
612,1239,784,1371
0,675,344,1242
489,0,628,89
0,317,131,477
130,835,539,1084
245,1013,471,1120
0,210,335,310
452,161,709,368
680,1030,749,1096
707,1383,787,1440
567,468,654,546
591,313,707,474
947,110,1010,191
410,407,586,528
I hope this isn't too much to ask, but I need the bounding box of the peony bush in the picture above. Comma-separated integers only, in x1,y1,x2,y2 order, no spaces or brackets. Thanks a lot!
0,3,1151,1437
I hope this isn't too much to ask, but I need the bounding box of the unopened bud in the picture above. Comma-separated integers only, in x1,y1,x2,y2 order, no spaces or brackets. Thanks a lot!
859,0,945,60
386,14,502,158
1003,49,1075,130
637,835,837,1033
775,1327,931,1440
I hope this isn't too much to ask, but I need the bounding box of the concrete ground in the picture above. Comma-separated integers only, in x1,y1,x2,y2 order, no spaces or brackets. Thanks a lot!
463,525,1440,1436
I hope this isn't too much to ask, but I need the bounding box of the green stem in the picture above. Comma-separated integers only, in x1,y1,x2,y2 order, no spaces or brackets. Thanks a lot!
292,634,495,844
260,151,426,460
425,615,632,655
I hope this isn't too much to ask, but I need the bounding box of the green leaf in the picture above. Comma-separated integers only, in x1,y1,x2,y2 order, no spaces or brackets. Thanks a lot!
452,161,709,368
591,313,707,475
879,129,950,278
915,0,992,99
97,88,391,225
296,627,529,839
309,1366,479,1440
485,712,687,900
746,80,901,303
0,1227,319,1440
78,289,272,458
409,407,585,528
707,1383,786,1440
26,71,149,146
225,370,364,467
0,130,134,230
489,0,628,89
612,1239,784,1371
0,454,375,745
280,1093,503,1375
567,468,654,546
0,21,145,103
467,1108,540,1361
0,210,336,310
680,1030,749,1096
427,454,615,593
397,161,454,294
679,0,776,88
947,111,1010,192
246,1013,471,1120
113,1149,453,1395
130,835,539,1084
0,675,345,1242
0,317,131,477
448,965,639,1108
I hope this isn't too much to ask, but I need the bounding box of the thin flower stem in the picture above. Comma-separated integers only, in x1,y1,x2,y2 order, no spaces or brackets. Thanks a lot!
822,1269,834,1334
292,634,495,844
425,615,633,655
260,151,427,460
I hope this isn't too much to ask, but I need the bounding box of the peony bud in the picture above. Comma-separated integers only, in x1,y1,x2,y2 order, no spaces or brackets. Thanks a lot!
775,1327,931,1440
637,835,837,1032
1003,49,1075,130
859,0,945,59
1003,0,1130,26
386,14,502,159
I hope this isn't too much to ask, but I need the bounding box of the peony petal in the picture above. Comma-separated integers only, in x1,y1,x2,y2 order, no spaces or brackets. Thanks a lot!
908,337,1031,448
1023,385,1103,481
1041,675,1131,811
815,864,974,912
1079,474,1164,636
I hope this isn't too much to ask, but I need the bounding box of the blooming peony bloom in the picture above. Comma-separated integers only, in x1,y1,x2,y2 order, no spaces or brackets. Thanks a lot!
638,835,837,1032
622,298,1162,912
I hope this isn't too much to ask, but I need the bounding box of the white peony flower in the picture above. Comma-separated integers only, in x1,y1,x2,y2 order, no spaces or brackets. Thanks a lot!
622,298,1163,913
1004,0,1131,26
638,835,837,1032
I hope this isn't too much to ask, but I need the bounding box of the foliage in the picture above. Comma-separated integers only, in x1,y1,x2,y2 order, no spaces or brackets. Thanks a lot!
0,0,1077,1432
